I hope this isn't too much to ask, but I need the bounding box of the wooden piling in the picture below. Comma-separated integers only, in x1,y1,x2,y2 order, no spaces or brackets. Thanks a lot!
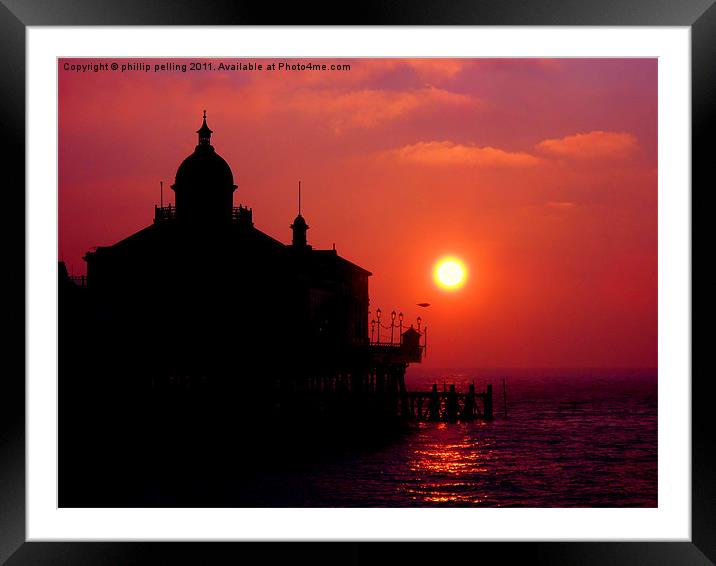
502,377,508,419
446,384,459,422
428,384,440,421
461,383,477,421
484,384,494,420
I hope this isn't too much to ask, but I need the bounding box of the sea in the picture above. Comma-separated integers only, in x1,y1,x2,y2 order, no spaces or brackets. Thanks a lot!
224,368,657,507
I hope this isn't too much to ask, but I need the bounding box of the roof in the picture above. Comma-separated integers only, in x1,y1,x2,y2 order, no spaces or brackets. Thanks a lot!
84,220,371,277
311,249,372,276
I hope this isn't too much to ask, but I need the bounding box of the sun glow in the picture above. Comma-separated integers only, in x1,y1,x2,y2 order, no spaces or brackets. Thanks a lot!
434,257,467,290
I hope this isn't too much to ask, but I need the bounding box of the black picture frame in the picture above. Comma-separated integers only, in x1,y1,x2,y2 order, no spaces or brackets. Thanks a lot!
2,1,712,564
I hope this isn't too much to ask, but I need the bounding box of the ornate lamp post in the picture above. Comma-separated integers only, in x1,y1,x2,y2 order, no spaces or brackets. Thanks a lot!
376,308,382,343
371,319,376,344
398,312,404,344
390,310,396,344
417,315,422,333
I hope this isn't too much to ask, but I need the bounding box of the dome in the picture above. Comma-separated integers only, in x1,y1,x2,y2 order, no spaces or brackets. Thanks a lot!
174,145,235,188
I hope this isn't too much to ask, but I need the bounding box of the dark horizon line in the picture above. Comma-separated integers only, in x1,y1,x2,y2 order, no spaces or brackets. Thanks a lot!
408,365,658,372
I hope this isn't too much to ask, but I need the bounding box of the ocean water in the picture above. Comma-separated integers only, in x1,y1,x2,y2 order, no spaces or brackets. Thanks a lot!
236,369,657,507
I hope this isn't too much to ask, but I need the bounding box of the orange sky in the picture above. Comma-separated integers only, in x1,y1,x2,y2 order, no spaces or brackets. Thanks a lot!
59,58,657,370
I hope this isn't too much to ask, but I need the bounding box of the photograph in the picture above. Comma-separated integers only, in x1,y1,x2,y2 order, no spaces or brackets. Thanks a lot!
57,56,658,508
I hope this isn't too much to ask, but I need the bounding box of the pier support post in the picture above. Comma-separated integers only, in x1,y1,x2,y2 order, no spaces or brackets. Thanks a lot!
484,384,494,420
461,383,477,421
398,367,408,418
446,384,459,422
428,384,440,421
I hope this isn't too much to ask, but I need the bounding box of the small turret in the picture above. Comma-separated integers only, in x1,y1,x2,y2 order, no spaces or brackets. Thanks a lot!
291,181,310,248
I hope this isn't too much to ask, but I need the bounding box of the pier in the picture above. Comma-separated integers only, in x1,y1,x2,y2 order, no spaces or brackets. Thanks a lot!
403,383,494,422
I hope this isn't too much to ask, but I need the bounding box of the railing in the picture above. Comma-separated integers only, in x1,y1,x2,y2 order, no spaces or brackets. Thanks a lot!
154,204,176,222
370,341,403,348
368,340,425,364
370,326,427,350
153,204,253,225
232,205,253,225
69,275,87,287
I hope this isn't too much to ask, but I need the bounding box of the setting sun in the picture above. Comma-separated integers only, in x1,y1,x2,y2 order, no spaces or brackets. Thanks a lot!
434,257,467,290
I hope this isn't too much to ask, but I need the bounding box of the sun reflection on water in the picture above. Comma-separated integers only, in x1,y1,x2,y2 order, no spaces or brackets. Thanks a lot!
402,425,494,504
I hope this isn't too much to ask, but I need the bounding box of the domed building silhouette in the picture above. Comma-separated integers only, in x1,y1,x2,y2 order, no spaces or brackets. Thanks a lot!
81,112,381,390
59,111,428,506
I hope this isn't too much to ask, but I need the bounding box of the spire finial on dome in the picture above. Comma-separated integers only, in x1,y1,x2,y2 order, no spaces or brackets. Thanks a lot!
197,109,213,146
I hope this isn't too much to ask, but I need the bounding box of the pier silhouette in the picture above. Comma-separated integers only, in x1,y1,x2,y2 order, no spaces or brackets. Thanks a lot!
58,111,492,507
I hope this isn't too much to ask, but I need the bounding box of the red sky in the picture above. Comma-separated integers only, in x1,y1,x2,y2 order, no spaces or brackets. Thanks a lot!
59,58,657,370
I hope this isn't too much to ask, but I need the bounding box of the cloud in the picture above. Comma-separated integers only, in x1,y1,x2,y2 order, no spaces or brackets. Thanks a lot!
404,59,466,80
294,86,475,130
535,131,638,159
232,83,477,132
385,141,541,167
308,59,468,85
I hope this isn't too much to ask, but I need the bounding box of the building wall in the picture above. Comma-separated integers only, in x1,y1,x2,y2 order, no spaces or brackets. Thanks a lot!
84,221,370,381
